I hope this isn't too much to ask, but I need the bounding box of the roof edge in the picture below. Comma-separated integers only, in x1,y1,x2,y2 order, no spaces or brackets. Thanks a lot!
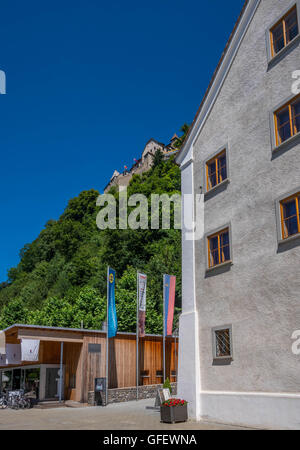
2,323,177,339
176,0,260,166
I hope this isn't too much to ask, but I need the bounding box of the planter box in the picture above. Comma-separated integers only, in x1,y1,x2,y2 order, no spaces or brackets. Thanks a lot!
160,404,188,424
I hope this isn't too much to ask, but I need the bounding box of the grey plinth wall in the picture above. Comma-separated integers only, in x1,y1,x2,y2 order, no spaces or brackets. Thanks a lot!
88,383,177,405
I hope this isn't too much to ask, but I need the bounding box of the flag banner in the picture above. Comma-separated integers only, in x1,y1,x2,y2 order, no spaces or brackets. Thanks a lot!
21,339,40,362
0,330,5,354
6,343,21,365
108,267,118,338
138,273,147,337
164,274,176,337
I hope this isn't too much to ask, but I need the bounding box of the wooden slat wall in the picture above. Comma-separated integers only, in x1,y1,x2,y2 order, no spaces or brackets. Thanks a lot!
169,340,179,383
80,334,106,403
42,341,61,364
108,335,136,389
80,335,178,395
63,342,83,402
18,328,83,342
108,336,177,388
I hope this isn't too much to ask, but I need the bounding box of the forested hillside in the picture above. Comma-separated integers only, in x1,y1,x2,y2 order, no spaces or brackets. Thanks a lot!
0,152,183,334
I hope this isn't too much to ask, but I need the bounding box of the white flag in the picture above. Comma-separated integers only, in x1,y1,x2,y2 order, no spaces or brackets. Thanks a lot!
0,353,7,366
138,273,147,312
6,344,21,365
21,339,40,362
0,331,5,354
138,273,147,337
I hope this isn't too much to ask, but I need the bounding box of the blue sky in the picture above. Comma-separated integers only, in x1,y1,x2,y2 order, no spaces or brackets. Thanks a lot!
0,0,243,282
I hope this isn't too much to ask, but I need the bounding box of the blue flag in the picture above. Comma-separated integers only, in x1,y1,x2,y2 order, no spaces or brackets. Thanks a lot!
107,268,117,338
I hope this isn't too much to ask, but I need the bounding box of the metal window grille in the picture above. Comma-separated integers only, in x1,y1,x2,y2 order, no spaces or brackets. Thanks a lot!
215,329,231,358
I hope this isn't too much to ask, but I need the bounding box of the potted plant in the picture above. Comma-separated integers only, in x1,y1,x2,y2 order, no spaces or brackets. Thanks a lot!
160,398,188,424
163,377,172,395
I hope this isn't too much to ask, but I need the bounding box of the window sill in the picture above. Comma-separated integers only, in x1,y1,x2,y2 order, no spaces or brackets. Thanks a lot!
278,232,300,246
206,260,233,274
204,178,230,197
212,356,233,366
272,132,300,154
213,356,233,361
268,34,300,69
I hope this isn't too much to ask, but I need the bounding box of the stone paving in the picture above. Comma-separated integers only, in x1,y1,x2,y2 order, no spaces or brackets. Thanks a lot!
0,398,256,430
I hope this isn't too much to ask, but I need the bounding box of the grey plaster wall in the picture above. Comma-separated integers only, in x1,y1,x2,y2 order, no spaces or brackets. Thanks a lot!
193,0,300,393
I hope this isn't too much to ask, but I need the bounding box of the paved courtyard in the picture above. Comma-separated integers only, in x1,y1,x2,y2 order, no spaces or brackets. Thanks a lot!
0,398,256,430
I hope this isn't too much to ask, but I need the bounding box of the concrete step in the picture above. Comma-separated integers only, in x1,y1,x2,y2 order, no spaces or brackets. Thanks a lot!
64,401,88,408
34,401,66,409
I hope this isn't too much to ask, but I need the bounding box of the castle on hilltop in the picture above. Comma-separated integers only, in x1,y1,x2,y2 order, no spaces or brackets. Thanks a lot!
104,135,179,193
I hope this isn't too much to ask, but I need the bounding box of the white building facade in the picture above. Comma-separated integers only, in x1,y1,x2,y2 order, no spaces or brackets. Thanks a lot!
176,0,300,429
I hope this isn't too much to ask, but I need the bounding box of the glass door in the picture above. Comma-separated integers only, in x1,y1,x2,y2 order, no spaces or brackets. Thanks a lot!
12,369,21,390
23,367,40,399
1,370,12,392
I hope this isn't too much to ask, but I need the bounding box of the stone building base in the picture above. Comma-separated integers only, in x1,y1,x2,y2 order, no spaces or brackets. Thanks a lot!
88,383,177,406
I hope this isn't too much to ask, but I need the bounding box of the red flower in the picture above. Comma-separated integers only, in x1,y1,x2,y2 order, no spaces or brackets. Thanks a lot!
162,398,188,407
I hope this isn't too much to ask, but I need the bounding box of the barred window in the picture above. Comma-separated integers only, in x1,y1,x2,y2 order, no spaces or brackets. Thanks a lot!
270,6,299,57
213,327,232,359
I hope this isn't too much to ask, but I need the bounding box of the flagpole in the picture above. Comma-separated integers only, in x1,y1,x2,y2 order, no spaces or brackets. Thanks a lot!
106,266,109,406
163,274,166,383
174,334,177,380
136,271,139,401
175,333,177,381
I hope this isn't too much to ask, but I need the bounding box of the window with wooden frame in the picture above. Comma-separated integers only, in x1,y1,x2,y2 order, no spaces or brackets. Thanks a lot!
280,193,300,239
270,6,299,57
274,93,300,146
208,228,230,268
206,150,227,191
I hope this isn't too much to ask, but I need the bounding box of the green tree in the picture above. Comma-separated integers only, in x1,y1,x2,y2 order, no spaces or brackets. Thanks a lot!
71,287,106,330
0,145,184,334
28,297,73,328
173,123,190,149
0,298,29,329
